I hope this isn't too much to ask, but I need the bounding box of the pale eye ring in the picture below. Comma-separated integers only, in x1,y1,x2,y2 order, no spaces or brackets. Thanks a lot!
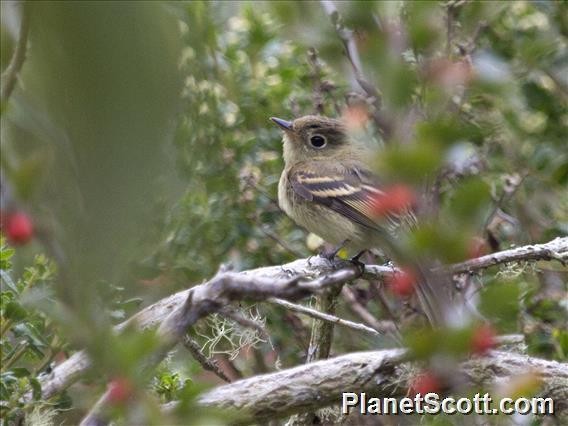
309,134,327,149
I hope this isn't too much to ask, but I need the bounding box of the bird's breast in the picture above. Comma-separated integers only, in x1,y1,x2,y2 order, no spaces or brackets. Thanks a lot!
278,170,366,248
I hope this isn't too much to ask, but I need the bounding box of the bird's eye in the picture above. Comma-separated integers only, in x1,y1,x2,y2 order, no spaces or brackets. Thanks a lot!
309,135,327,149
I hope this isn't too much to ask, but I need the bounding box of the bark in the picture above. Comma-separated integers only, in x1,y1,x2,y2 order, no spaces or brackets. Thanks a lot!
196,349,568,423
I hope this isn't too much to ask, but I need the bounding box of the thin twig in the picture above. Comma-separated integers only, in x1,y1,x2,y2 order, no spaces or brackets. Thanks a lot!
182,335,231,383
341,286,398,336
543,68,568,100
483,172,527,232
268,297,380,337
320,0,392,138
307,47,325,115
1,3,30,104
259,225,304,258
447,237,568,274
368,280,400,326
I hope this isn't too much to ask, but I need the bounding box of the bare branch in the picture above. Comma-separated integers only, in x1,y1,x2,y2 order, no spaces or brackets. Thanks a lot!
35,238,566,407
194,349,568,422
199,349,406,422
447,237,568,274
341,286,399,336
268,297,381,337
79,262,363,425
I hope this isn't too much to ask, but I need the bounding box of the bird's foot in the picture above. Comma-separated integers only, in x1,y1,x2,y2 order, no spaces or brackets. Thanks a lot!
318,240,350,266
349,250,367,274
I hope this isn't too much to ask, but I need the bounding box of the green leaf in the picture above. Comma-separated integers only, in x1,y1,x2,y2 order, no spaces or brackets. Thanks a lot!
446,178,492,225
4,300,27,321
479,280,521,332
11,367,30,378
0,270,18,294
29,377,42,401
377,142,442,183
0,245,14,270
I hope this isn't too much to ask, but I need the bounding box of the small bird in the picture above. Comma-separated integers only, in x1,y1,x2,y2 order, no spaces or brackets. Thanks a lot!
271,114,444,326
271,115,408,257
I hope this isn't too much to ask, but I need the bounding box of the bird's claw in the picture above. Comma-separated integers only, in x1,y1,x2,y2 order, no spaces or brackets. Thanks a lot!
349,250,367,274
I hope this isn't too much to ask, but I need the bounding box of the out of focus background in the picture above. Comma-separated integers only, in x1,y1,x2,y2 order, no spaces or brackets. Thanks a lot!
1,1,566,424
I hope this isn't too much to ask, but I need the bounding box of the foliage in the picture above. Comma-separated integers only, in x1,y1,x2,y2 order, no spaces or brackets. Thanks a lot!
0,238,66,421
0,0,566,424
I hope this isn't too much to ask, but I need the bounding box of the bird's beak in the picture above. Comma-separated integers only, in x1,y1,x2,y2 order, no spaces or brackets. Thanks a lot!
270,117,294,132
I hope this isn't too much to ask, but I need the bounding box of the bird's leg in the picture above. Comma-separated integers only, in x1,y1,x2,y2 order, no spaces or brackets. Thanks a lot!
349,250,367,273
318,239,350,263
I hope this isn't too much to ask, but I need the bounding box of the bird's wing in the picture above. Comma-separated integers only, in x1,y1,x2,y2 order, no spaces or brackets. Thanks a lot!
288,161,386,231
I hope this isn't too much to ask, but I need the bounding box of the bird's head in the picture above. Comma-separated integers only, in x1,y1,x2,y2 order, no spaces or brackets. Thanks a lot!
271,115,358,165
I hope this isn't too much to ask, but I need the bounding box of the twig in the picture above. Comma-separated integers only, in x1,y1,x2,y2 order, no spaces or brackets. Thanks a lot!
447,237,568,274
368,280,401,325
305,287,342,362
341,286,398,336
543,68,568,100
320,0,392,138
287,284,343,424
268,297,380,337
182,335,231,383
307,47,326,115
1,3,30,104
483,172,527,232
445,2,455,57
259,225,304,258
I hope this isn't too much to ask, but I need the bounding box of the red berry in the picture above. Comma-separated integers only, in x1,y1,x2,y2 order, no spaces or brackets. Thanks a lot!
467,236,488,259
3,212,34,245
408,371,441,396
386,268,417,297
371,185,415,218
471,324,497,355
107,377,134,405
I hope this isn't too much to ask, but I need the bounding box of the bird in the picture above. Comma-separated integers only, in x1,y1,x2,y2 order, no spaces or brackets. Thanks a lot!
271,114,411,258
271,114,444,327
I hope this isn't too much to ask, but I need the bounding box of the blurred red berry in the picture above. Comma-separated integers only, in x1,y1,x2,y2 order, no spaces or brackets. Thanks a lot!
107,377,134,405
425,58,473,89
371,185,415,218
342,105,370,130
386,268,417,297
467,236,488,259
408,371,441,396
2,212,34,245
471,324,497,355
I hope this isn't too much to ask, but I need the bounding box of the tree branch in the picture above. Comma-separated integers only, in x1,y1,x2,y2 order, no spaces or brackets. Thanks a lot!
341,286,399,336
79,261,363,425
447,237,568,274
194,349,568,422
32,238,566,406
198,349,406,422
268,297,382,337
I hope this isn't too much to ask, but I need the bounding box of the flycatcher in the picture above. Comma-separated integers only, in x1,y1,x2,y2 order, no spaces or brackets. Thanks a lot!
271,115,407,256
271,114,445,326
